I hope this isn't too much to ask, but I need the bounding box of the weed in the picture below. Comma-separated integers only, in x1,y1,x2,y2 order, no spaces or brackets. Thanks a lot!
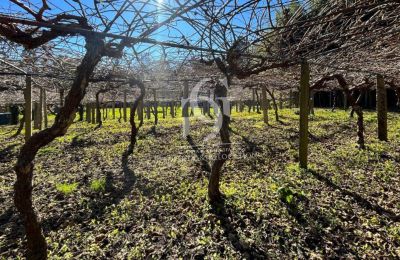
90,178,106,192
55,182,78,195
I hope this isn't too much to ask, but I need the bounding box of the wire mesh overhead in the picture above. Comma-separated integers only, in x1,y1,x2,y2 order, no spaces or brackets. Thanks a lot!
0,0,399,103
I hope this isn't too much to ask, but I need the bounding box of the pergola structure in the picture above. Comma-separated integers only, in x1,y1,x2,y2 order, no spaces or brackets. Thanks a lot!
1,0,400,258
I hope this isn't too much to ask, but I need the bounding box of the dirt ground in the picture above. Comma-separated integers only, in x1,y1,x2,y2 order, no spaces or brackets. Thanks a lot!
1,108,400,259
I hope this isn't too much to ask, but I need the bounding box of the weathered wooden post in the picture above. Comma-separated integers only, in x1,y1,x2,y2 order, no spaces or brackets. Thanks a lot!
43,88,48,128
170,102,175,118
261,86,269,125
112,100,116,119
182,80,190,137
252,88,256,112
256,89,260,113
88,103,92,123
96,101,101,124
153,89,158,125
289,89,293,108
101,106,105,122
86,103,91,123
24,75,32,141
376,74,388,141
207,89,212,115
162,104,166,119
38,87,43,130
91,103,96,124
33,102,40,130
123,90,127,122
299,60,310,169
208,101,211,115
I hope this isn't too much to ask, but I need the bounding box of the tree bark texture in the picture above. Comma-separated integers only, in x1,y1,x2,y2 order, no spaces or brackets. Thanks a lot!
299,61,310,169
208,81,231,204
128,80,145,154
265,88,280,122
14,37,105,259
376,75,388,141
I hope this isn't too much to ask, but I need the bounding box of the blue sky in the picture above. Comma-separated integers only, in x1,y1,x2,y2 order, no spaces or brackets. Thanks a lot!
0,0,294,61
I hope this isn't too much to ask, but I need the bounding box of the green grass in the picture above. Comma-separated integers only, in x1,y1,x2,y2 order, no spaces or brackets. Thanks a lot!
55,182,78,195
90,178,106,192
1,107,400,258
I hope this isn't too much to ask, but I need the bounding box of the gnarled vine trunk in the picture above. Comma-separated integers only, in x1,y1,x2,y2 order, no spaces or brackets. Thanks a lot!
14,36,105,259
96,91,103,127
208,81,231,204
118,106,122,123
78,104,84,121
13,110,25,137
344,90,365,149
311,75,367,150
255,89,260,114
331,91,337,111
265,88,280,122
395,87,400,107
128,80,145,154
352,104,365,149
